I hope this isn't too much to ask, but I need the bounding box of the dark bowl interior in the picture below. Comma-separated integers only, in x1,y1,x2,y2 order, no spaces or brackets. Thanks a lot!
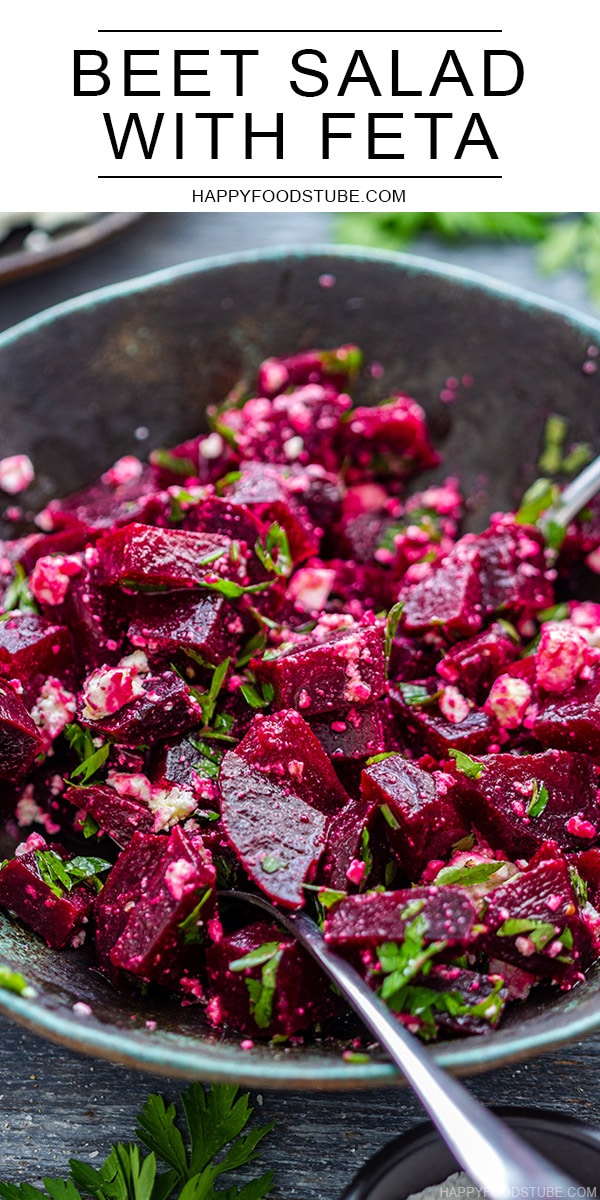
0,246,599,1089
341,1108,600,1199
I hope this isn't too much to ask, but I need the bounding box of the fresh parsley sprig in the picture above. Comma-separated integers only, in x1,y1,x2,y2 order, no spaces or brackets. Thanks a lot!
0,1084,275,1200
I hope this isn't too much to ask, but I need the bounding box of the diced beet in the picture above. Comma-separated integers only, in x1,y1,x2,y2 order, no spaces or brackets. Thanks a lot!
400,544,483,637
235,710,349,815
0,839,94,949
320,793,382,891
226,463,319,562
219,384,351,474
94,831,166,978
64,783,154,846
17,525,91,574
461,749,600,859
343,396,440,481
219,750,327,908
389,680,497,759
0,615,73,705
79,670,201,745
324,886,478,948
480,857,591,984
109,826,216,993
40,467,161,534
253,618,385,718
150,434,237,488
128,592,236,665
388,634,439,685
325,559,395,615
0,681,43,782
46,566,128,673
95,524,246,591
205,918,339,1038
257,345,362,398
310,702,391,761
288,465,344,531
475,518,554,618
534,667,600,755
570,849,600,908
436,622,520,702
361,756,470,880
152,735,216,802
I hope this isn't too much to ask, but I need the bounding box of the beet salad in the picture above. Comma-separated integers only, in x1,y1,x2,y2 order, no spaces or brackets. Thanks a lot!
0,343,599,1047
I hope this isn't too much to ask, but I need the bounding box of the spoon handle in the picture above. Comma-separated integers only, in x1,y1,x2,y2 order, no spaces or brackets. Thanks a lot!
228,892,578,1198
544,452,600,530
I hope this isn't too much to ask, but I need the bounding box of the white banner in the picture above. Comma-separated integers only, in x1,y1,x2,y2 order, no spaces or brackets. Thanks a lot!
0,0,596,211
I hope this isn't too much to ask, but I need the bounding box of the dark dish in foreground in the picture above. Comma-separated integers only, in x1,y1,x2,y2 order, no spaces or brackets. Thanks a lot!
0,342,600,1052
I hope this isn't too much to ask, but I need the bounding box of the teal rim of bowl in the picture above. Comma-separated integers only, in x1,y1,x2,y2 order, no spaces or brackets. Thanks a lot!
1,244,600,1088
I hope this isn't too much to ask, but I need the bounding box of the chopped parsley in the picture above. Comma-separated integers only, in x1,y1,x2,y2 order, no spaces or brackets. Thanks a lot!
240,680,275,709
0,965,34,998
150,449,196,477
65,723,110,784
376,913,448,1005
380,803,401,831
434,861,503,887
497,917,558,951
449,749,485,779
527,780,550,819
255,522,293,579
34,849,111,898
569,865,588,907
384,601,404,660
398,682,442,707
1,564,38,616
178,889,213,945
230,941,284,1030
261,855,287,874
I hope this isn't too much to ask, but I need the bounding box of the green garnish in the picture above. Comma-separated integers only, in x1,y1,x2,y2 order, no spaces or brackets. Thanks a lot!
255,523,293,579
434,861,503,887
377,914,448,1004
497,917,557,950
34,849,111,899
200,577,272,600
380,804,401,831
239,681,275,710
230,942,283,1030
448,749,485,779
0,1083,276,1200
398,683,442,707
569,865,589,907
65,724,110,785
515,477,557,526
359,827,373,881
261,855,287,875
537,603,570,623
178,889,213,945
539,414,567,475
384,601,404,660
365,751,397,766
0,965,35,998
527,780,550,818
150,449,196,477
1,564,38,616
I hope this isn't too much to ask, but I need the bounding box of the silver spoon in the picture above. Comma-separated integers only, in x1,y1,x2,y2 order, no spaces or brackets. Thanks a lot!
223,890,578,1200
542,452,600,531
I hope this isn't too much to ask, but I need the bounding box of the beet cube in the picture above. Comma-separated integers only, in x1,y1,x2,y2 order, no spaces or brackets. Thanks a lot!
219,750,327,908
324,886,478,948
534,668,600,755
95,524,246,591
389,680,497,759
388,634,439,685
205,918,339,1038
47,566,127,672
343,396,439,481
320,793,382,891
0,681,43,782
64,783,154,846
361,756,470,880
79,670,201,745
310,698,401,764
257,345,362,398
400,544,483,638
0,840,94,949
109,826,216,991
436,622,519,702
128,592,236,665
0,615,73,705
480,857,590,983
40,468,159,534
252,619,385,717
94,831,165,977
461,750,600,859
226,464,319,562
234,710,349,815
475,519,553,618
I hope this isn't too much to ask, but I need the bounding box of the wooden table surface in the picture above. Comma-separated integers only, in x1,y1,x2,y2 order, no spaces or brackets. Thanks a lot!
0,212,599,1200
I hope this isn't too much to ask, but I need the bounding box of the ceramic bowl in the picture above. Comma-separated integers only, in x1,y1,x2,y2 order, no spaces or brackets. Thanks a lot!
0,246,599,1088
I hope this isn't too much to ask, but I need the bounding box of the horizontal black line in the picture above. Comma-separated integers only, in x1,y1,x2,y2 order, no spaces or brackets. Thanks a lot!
97,29,503,34
98,174,503,180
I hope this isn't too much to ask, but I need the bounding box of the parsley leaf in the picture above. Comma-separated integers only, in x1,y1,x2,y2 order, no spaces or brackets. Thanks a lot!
384,601,404,660
239,681,274,710
448,749,485,779
434,861,503,887
0,965,35,998
527,780,550,819
0,1084,276,1200
398,683,442,707
230,943,283,1031
34,849,111,898
65,724,110,784
1,564,38,616
254,524,292,579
